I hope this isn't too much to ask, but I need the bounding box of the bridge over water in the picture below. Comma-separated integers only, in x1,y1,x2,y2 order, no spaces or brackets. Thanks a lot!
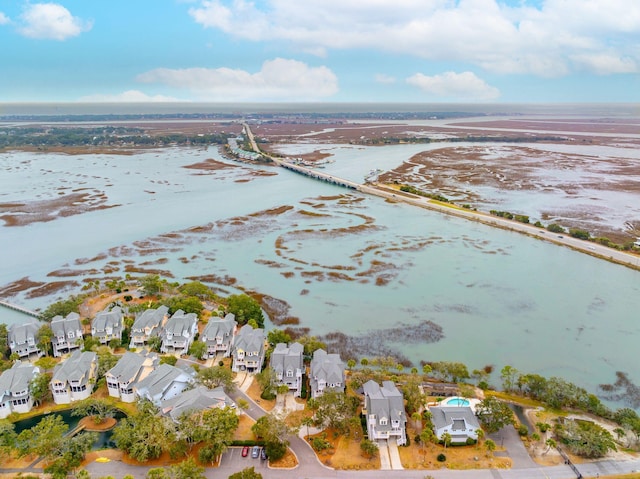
0,300,40,318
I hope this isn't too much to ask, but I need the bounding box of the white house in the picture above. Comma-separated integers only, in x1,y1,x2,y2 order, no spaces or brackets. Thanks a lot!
160,385,235,421
91,306,123,345
231,325,265,373
134,363,195,406
8,322,42,359
362,380,407,445
130,305,169,349
309,348,345,399
159,310,198,355
51,312,84,357
50,350,97,404
429,406,481,444
200,313,237,358
105,351,158,403
0,362,40,418
269,342,304,397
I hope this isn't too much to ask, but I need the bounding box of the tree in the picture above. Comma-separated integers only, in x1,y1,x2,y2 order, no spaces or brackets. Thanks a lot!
112,401,176,462
16,414,68,459
547,223,565,233
37,323,53,356
0,324,8,359
484,438,496,457
267,329,291,347
441,431,452,448
164,296,204,317
256,367,277,399
252,414,292,461
402,374,425,415
71,398,117,424
347,359,356,370
160,355,178,366
41,296,84,322
226,294,264,327
475,396,514,434
228,466,263,479
0,420,16,460
148,335,162,352
429,361,469,383
168,457,206,479
96,346,120,378
188,340,207,359
297,335,327,356
30,371,52,406
500,365,519,393
44,431,98,479
179,281,214,301
312,390,359,434
360,439,378,459
556,420,616,458
139,274,165,296
176,407,239,463
544,438,557,454
197,365,235,392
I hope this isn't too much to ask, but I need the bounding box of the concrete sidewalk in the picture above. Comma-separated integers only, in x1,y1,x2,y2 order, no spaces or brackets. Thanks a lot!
387,440,404,470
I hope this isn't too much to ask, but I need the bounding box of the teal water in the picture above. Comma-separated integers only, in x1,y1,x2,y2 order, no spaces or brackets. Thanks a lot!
0,144,638,406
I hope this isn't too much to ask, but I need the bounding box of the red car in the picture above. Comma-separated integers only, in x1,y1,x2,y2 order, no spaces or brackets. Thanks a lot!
241,446,250,457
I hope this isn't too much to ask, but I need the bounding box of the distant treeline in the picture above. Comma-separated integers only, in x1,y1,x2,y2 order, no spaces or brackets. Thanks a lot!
0,126,231,148
364,135,568,145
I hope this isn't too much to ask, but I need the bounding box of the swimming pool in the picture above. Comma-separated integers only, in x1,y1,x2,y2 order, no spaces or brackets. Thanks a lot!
443,397,470,407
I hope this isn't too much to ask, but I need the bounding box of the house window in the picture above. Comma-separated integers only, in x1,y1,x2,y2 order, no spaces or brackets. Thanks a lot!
380,418,388,426
286,370,293,378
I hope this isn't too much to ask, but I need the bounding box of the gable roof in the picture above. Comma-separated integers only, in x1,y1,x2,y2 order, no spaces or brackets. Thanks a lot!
131,305,168,332
310,348,344,384
134,363,193,401
51,350,96,385
107,350,157,384
162,310,197,337
51,312,82,338
429,406,480,431
363,380,406,428
92,306,123,331
270,342,303,375
8,322,39,344
160,385,233,420
233,325,264,353
201,314,236,342
0,362,39,399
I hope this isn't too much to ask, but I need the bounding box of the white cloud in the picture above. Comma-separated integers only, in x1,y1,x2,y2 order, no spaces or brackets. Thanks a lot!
136,58,339,101
187,0,640,76
18,3,92,40
78,90,182,103
0,12,10,25
406,71,500,101
375,74,396,84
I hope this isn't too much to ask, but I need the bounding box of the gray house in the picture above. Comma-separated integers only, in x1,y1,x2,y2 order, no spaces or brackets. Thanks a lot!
8,322,42,359
200,313,237,358
231,325,265,373
270,342,304,397
0,362,40,418
429,406,480,444
51,312,84,357
309,348,345,399
159,310,198,355
362,380,407,445
134,363,195,406
160,385,235,421
106,350,158,403
130,305,169,349
50,350,97,404
91,306,123,345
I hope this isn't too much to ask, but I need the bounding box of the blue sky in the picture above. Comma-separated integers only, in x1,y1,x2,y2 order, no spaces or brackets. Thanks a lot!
0,0,639,103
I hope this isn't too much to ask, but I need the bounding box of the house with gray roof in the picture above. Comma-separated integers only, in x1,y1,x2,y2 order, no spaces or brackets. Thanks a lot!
362,380,407,445
200,313,237,358
160,385,235,421
8,322,42,359
270,342,304,397
309,348,345,399
429,405,480,444
91,306,123,345
50,350,97,404
231,325,265,373
134,363,195,406
130,305,169,349
160,310,198,355
51,312,84,357
0,362,40,418
105,350,158,403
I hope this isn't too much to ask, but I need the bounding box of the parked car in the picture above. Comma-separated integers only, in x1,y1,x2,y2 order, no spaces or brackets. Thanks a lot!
241,446,250,457
261,447,267,460
252,445,260,458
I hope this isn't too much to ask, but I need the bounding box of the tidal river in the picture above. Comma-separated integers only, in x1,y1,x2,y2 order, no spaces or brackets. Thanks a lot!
0,144,638,407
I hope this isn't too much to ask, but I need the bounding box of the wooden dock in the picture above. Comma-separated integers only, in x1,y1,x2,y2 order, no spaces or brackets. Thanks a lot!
0,300,40,318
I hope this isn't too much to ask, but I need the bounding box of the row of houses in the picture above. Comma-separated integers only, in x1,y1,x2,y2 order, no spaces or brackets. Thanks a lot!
7,307,239,360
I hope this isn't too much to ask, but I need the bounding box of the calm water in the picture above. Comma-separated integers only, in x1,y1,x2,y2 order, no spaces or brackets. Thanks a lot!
1,141,639,406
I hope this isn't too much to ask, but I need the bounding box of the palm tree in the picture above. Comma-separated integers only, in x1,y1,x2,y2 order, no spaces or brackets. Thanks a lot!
442,432,452,449
484,438,496,457
544,438,557,455
475,428,484,449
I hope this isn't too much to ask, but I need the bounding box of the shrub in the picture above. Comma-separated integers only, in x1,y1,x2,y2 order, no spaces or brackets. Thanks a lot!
437,453,447,462
518,424,529,436
466,437,476,445
547,223,565,233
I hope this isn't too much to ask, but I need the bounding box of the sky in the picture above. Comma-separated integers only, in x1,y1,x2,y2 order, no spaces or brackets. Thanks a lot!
0,0,639,103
